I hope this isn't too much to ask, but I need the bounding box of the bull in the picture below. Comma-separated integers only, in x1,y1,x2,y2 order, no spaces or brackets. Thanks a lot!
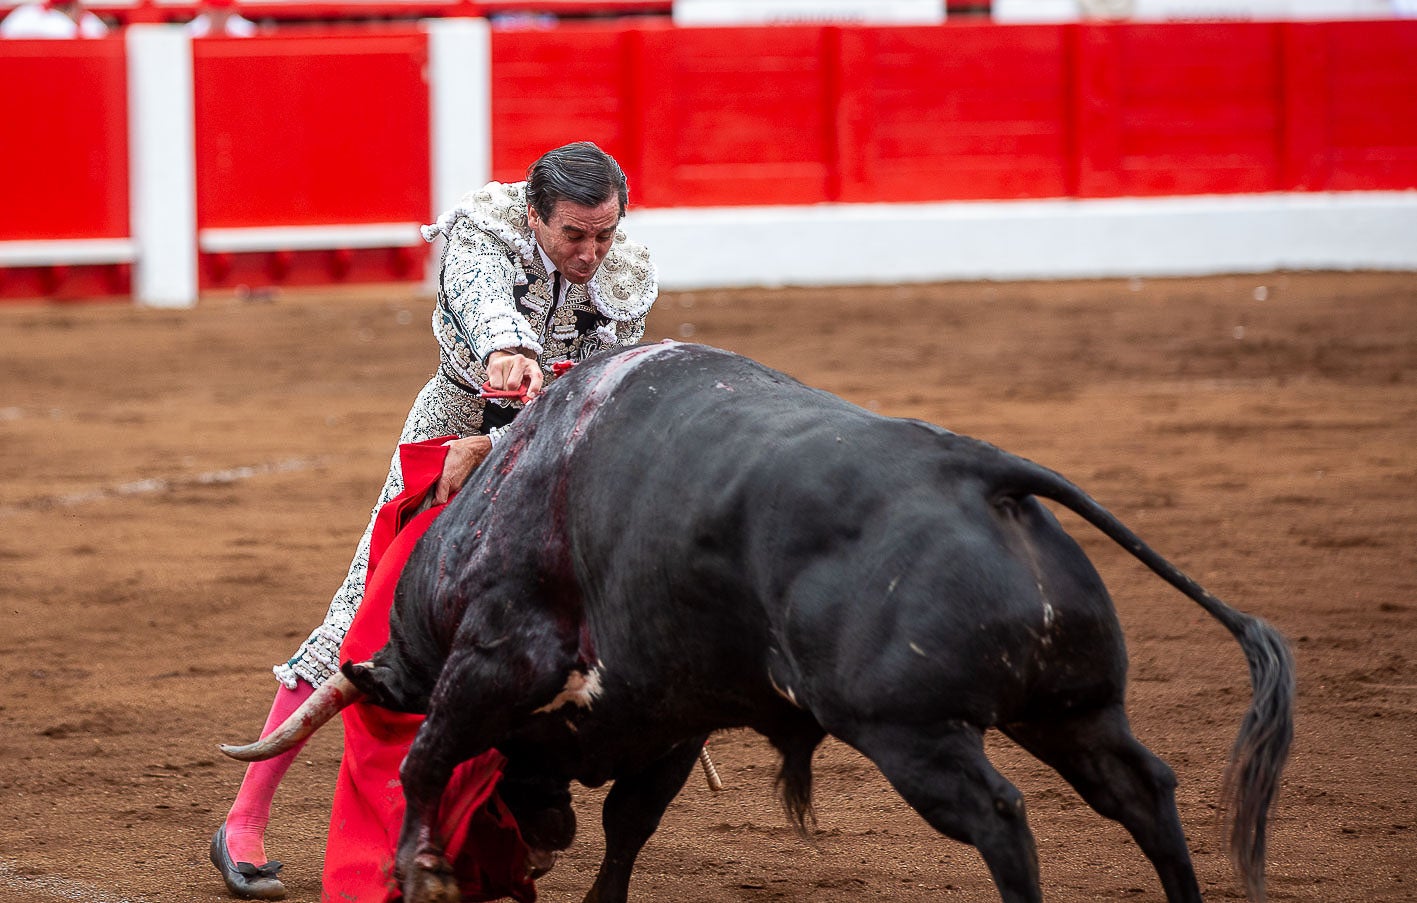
226,340,1294,903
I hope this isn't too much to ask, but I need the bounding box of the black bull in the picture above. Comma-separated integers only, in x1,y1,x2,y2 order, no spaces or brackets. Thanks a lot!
226,341,1294,903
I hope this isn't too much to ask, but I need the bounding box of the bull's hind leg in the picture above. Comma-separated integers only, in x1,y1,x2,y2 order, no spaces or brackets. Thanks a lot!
1002,705,1202,903
846,720,1042,903
583,736,707,903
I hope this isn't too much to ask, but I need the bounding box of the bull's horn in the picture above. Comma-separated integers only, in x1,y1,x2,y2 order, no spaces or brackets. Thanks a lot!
219,670,367,762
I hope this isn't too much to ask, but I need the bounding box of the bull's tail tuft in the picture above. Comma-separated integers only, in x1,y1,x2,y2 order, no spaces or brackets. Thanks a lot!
773,731,819,838
1222,614,1296,902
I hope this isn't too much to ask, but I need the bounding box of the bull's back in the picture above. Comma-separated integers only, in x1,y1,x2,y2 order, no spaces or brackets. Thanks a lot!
538,345,1123,726
419,343,1128,735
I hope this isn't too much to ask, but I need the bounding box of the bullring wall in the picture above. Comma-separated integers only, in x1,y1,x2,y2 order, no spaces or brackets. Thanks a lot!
1,17,1414,302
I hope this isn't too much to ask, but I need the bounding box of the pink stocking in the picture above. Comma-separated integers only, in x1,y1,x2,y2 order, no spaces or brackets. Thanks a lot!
223,681,315,865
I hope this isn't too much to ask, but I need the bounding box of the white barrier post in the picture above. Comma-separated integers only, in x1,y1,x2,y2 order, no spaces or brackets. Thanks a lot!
425,17,492,290
126,25,198,307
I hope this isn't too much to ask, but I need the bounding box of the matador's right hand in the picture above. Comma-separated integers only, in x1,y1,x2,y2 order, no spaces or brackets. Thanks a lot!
486,348,544,400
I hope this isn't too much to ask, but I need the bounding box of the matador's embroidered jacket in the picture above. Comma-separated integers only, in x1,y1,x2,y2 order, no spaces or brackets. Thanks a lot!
421,180,658,428
273,181,658,690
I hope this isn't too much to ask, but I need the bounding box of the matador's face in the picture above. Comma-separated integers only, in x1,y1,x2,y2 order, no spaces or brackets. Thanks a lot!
528,197,620,286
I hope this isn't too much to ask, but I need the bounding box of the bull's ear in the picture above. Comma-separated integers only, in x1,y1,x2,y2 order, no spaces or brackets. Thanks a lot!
341,659,427,714
341,660,398,707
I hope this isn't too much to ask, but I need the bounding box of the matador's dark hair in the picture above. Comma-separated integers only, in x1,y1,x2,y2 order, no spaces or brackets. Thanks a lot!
525,141,628,222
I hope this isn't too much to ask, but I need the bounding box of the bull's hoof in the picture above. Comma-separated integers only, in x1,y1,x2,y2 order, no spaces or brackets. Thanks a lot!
402,852,459,903
526,846,559,880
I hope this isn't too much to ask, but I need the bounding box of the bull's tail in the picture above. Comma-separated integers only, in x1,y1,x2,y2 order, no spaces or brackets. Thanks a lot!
982,444,1295,902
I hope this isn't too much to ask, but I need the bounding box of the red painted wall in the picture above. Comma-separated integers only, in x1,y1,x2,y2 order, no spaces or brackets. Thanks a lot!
0,0,674,27
836,24,1074,202
489,19,1417,209
1297,21,1417,190
191,29,432,288
0,38,129,242
491,23,633,187
2,19,1415,300
193,30,430,228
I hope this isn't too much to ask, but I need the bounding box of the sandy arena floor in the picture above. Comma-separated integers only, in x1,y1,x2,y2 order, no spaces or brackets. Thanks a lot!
0,272,1414,902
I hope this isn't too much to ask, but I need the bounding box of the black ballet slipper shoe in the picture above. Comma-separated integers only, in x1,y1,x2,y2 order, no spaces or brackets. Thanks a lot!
210,823,287,900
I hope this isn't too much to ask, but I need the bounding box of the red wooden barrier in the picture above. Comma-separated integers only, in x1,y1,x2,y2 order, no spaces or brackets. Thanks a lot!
194,30,429,228
490,22,632,186
1317,20,1417,190
0,39,129,241
192,29,432,288
0,38,130,300
0,0,673,27
2,19,1415,301
836,23,1073,202
1075,22,1284,197
489,19,1417,209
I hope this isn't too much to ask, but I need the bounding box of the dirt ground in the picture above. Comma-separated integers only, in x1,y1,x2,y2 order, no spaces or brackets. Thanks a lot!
1,271,1414,903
